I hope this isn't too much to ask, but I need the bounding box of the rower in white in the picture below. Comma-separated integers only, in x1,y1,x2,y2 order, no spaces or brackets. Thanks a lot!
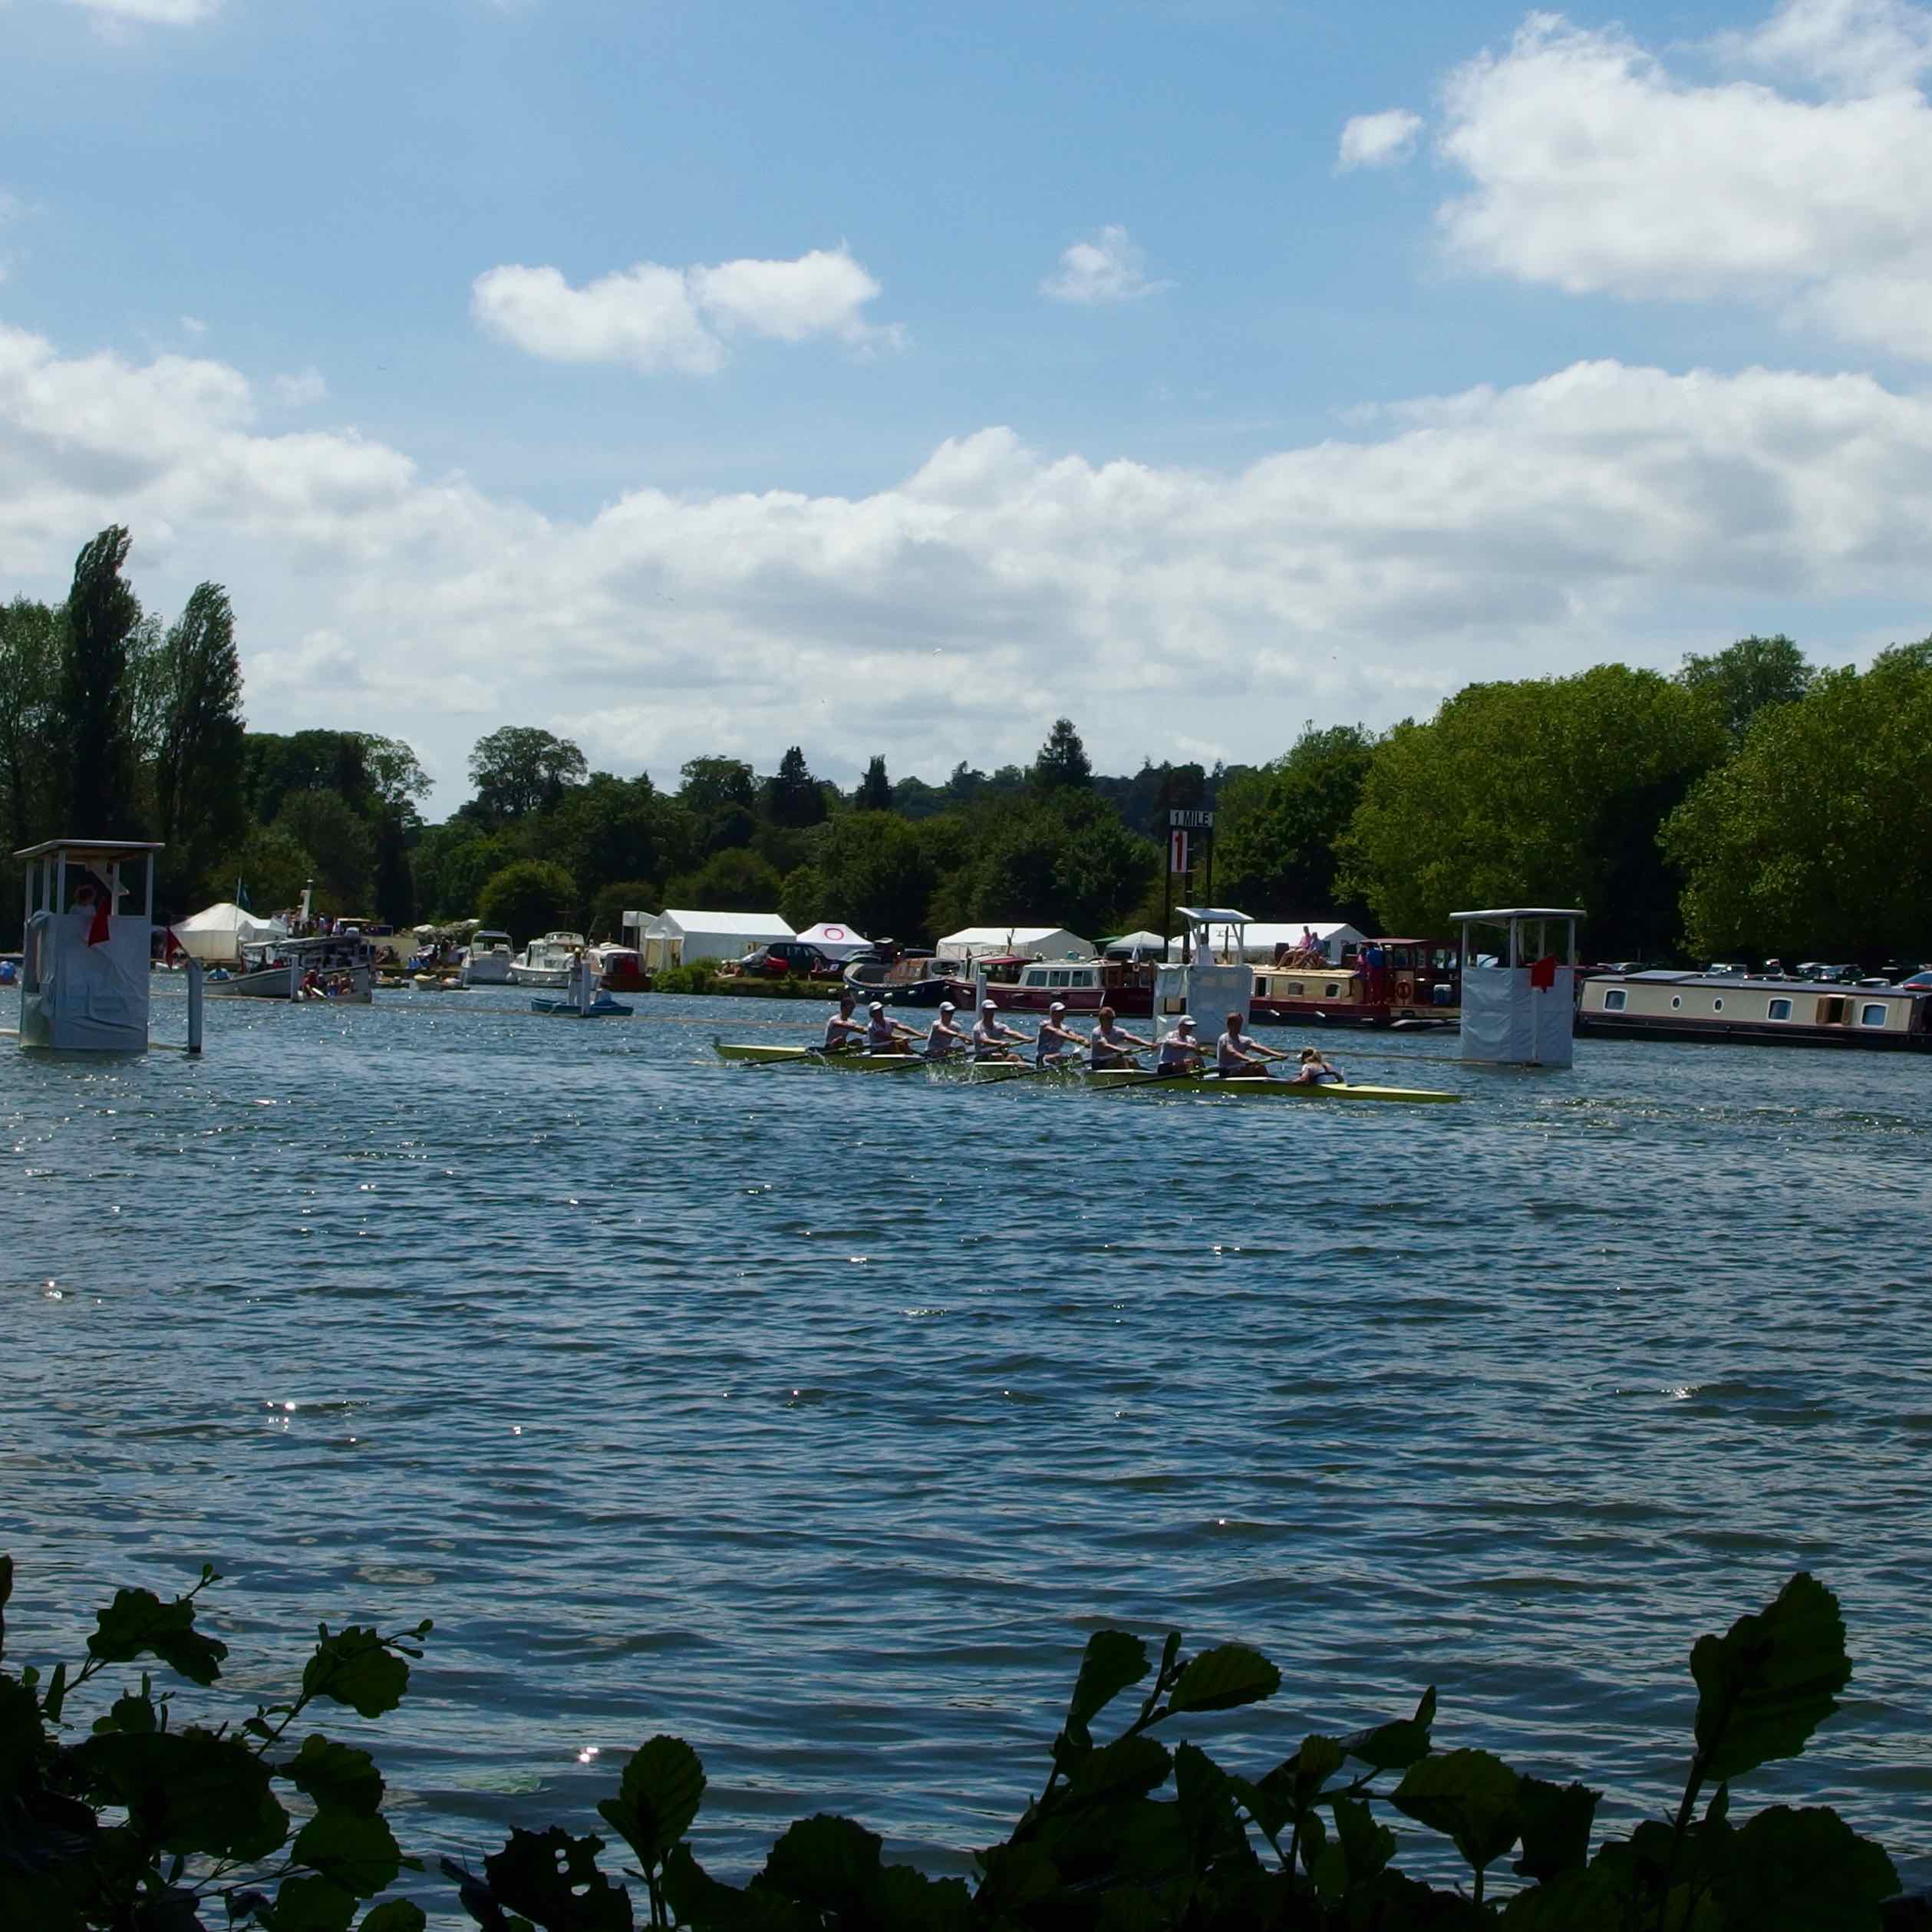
1088,1004,1152,1070
1156,1015,1207,1075
1215,1010,1290,1078
865,1000,918,1053
972,998,1030,1063
924,1000,969,1060
824,992,868,1053
1035,1001,1086,1068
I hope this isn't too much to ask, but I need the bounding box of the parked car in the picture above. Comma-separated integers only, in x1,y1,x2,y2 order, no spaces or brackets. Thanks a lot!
1706,961,1748,977
1900,970,1932,990
737,941,842,979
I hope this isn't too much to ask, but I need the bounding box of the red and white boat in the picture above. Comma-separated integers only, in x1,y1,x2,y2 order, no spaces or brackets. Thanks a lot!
1248,938,1459,1029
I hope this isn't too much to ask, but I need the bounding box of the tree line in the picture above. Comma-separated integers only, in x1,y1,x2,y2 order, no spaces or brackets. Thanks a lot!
6,526,1929,963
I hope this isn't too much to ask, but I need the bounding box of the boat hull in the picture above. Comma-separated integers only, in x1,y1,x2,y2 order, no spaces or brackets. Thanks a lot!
1577,1013,1932,1051
208,967,373,1004
509,964,571,988
1087,1070,1459,1102
532,995,633,1017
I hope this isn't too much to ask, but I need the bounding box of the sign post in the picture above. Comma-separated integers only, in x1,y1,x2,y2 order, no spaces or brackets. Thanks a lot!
1163,809,1215,962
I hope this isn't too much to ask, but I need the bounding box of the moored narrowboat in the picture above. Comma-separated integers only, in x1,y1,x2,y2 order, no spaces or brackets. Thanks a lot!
1578,970,1932,1050
1248,939,1459,1029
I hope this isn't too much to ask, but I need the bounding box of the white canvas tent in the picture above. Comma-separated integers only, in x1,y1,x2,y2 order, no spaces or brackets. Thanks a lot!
1101,930,1169,957
170,901,289,964
626,908,794,970
935,925,1095,963
1191,920,1367,964
793,921,869,961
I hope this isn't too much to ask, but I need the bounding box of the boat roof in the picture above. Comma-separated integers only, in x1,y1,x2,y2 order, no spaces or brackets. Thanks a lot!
1591,968,1924,994
1175,905,1254,925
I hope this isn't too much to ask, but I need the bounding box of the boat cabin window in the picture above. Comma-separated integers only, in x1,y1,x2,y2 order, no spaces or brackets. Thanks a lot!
1860,1003,1888,1027
1670,995,1682,1009
1713,997,1724,1012
1604,988,1627,1011
1768,997,1792,1020
1050,969,1070,987
1325,982,1340,999
1817,997,1848,1025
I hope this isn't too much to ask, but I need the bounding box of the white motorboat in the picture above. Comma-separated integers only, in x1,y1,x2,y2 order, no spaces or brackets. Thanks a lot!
461,929,515,986
507,931,585,988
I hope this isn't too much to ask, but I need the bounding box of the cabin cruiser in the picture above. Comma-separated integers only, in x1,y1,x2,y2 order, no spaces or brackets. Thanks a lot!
460,929,515,986
507,931,585,988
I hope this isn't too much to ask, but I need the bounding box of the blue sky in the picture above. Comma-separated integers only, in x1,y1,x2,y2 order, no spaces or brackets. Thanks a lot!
6,0,1932,809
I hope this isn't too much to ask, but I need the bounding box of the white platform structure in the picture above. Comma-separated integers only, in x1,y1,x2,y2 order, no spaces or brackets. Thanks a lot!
15,838,165,1052
1152,907,1254,1029
1452,907,1584,1067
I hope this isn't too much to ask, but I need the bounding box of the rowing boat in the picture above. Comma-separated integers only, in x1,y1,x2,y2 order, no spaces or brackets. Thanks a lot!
710,1038,1457,1103
1084,1069,1459,1103
711,1037,926,1073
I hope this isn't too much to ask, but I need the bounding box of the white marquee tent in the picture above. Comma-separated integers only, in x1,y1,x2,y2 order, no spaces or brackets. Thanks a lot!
793,921,870,961
170,901,289,964
935,925,1095,963
625,908,794,969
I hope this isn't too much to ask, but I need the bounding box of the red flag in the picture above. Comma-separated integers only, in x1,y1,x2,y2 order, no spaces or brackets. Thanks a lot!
1528,953,1558,991
161,925,184,965
78,882,112,947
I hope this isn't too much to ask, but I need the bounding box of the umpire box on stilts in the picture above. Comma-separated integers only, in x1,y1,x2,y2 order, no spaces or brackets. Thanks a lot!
1451,907,1583,1068
15,838,163,1052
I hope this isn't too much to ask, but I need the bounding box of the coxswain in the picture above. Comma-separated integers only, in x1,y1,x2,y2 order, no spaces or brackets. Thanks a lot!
823,993,867,1053
865,1000,918,1053
1215,1011,1284,1079
1034,1001,1085,1068
924,1001,969,1060
1088,1005,1152,1069
1156,1015,1206,1074
972,998,1029,1062
1292,1046,1345,1085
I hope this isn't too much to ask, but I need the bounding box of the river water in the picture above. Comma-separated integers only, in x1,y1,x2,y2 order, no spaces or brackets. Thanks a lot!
5,985,1929,1911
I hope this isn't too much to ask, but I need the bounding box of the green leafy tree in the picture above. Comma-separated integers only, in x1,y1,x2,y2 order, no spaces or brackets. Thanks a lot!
543,774,685,924
664,847,784,912
357,734,433,824
150,583,247,890
1676,635,1814,745
413,824,522,921
372,813,415,927
933,791,1156,941
855,755,893,813
56,526,145,835
1031,717,1093,793
217,823,316,914
274,790,376,912
1342,667,1726,954
477,859,579,942
0,597,61,861
1216,725,1376,922
763,745,827,829
587,879,659,943
1663,650,1932,959
467,727,588,822
779,863,830,931
678,756,757,855
786,812,938,942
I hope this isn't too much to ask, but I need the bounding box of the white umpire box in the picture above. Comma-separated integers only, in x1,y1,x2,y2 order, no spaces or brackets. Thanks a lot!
1156,907,1254,1033
15,839,163,1052
1452,907,1582,1068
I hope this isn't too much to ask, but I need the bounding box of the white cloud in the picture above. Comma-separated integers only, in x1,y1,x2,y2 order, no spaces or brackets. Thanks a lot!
1040,225,1172,305
271,368,328,407
180,315,207,336
1337,108,1424,171
5,315,1932,806
1434,2,1932,358
471,246,898,374
64,0,223,22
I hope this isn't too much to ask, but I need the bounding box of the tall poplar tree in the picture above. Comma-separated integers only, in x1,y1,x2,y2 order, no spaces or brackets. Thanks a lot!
58,526,143,834
153,582,247,876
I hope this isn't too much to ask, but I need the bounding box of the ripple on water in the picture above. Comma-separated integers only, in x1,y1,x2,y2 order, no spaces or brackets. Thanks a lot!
2,989,1930,1907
